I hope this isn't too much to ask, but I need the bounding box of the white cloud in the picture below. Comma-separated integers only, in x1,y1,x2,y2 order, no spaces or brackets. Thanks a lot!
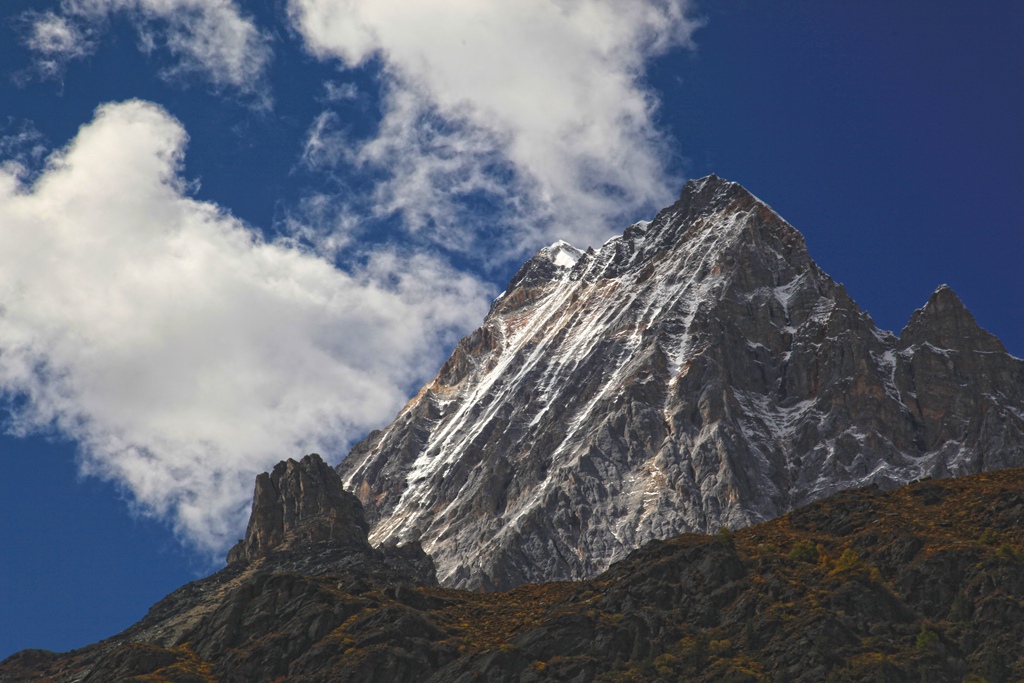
321,80,359,103
26,11,90,57
0,101,491,557
19,11,92,79
302,111,348,169
23,0,270,92
288,0,702,252
0,122,49,176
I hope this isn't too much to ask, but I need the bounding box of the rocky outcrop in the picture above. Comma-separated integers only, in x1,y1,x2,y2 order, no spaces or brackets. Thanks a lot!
219,453,435,582
226,454,370,565
338,175,1024,590
0,456,439,683
111,453,436,653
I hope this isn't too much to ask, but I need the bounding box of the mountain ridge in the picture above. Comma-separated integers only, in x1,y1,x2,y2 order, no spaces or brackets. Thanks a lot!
338,174,1024,590
7,465,1024,682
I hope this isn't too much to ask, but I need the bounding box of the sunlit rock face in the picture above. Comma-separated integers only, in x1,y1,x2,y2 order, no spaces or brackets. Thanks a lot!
338,175,1024,591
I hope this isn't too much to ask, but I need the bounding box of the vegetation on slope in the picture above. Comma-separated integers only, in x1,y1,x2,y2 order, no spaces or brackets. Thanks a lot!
4,470,1024,682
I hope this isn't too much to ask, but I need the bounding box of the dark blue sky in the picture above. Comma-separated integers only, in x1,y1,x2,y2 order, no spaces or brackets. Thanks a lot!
1,0,1021,659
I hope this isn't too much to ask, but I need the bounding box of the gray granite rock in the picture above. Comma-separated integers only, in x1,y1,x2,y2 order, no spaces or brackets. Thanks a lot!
338,175,1024,590
227,453,369,565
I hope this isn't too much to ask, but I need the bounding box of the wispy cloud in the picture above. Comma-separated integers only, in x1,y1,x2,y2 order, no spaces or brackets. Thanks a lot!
288,0,703,255
21,0,271,93
0,101,491,558
25,11,91,57
0,120,49,176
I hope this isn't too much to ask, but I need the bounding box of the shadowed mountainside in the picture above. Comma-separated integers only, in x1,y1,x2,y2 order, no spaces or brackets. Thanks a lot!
4,465,1024,682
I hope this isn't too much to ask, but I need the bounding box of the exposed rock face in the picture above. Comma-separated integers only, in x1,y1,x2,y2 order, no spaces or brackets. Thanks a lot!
227,453,370,565
338,175,1024,590
221,453,436,582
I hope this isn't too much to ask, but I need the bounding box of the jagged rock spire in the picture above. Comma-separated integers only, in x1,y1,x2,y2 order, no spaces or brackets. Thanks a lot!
227,453,369,565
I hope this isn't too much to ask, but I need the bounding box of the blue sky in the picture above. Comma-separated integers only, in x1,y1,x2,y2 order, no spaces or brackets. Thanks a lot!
1,0,1021,659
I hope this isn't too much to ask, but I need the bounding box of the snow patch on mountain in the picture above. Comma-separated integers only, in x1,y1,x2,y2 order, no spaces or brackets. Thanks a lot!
339,175,1024,590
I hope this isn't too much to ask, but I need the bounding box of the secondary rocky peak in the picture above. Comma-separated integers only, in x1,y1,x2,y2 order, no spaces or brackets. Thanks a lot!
227,453,369,565
546,240,585,268
504,239,584,293
899,284,1007,353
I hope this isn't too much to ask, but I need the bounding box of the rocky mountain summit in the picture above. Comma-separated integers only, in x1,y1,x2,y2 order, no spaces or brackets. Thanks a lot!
339,174,1024,590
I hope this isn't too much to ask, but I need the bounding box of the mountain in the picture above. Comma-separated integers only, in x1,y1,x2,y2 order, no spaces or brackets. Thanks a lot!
5,175,1023,682
338,174,1024,590
7,464,1024,682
